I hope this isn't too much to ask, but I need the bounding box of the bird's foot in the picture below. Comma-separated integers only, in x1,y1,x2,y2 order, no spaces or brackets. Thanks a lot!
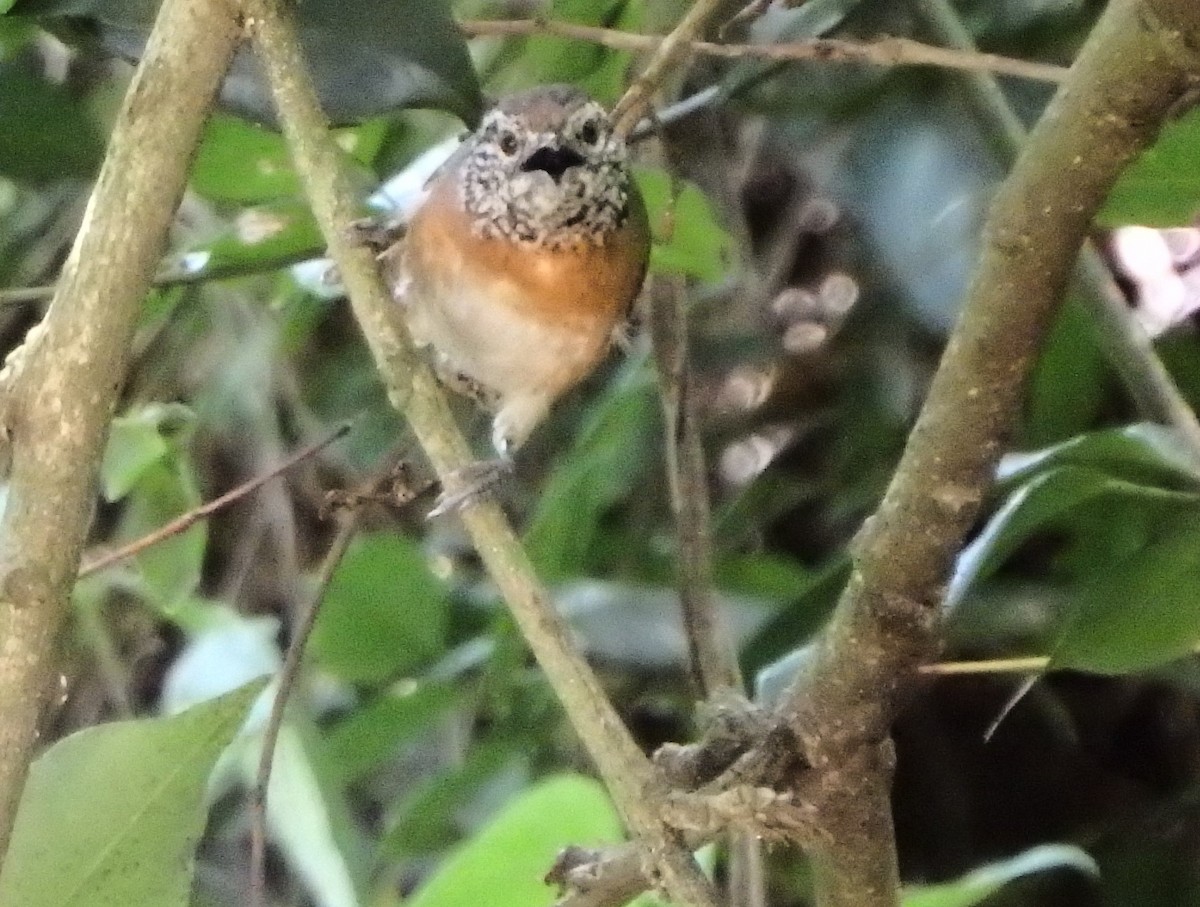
428,457,515,517
345,216,406,255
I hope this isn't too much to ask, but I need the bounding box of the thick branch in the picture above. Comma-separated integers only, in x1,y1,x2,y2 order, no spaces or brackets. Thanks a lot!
245,3,719,905
779,1,1200,904
0,0,240,859
909,0,1200,455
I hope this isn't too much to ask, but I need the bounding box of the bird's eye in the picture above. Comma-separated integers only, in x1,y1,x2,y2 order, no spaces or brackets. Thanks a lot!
498,131,520,156
579,120,600,146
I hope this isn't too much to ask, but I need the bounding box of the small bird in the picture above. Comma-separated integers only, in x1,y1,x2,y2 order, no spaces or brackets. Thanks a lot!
382,84,650,461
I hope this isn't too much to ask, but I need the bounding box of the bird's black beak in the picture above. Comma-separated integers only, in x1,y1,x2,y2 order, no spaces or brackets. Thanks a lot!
520,146,585,183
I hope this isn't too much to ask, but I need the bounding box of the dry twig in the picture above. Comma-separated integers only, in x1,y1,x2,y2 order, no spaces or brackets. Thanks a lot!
249,512,359,907
611,0,730,135
79,422,350,578
459,19,1069,87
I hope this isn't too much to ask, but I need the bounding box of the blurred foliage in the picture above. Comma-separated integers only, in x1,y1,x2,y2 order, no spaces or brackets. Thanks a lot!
5,0,1200,905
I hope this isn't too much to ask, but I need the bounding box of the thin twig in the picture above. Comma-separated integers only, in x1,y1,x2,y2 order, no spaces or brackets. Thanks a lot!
245,4,720,904
459,19,1069,88
249,511,359,907
908,0,1200,456
611,0,730,135
79,422,351,578
919,656,1048,676
648,277,742,696
0,244,323,307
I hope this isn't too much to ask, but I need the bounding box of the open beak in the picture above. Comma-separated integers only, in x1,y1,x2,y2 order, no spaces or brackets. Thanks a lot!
520,145,585,183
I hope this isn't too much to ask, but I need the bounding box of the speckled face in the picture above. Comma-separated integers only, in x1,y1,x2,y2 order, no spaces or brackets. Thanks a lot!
459,87,634,250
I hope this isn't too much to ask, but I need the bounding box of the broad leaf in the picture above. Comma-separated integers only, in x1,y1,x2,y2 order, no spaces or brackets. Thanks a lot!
310,532,448,684
1099,106,1200,227
0,680,267,907
1052,514,1200,674
0,63,102,183
1023,297,1110,448
525,375,658,580
947,465,1198,610
997,423,1200,491
324,682,459,783
635,168,735,284
10,0,483,125
101,402,194,501
191,114,385,204
405,775,624,907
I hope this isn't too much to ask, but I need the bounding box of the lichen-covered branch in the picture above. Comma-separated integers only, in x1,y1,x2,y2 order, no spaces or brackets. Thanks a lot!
0,0,241,859
779,2,1200,904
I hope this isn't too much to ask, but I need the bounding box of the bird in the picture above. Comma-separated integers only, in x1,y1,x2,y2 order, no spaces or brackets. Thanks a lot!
379,85,650,470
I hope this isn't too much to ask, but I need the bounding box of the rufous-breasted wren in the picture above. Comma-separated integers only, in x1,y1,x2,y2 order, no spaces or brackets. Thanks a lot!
381,84,650,465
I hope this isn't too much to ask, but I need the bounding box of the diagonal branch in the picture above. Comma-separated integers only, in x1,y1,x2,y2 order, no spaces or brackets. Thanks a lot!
79,422,350,578
908,0,1200,456
244,3,720,905
612,0,729,135
0,0,242,859
777,1,1200,904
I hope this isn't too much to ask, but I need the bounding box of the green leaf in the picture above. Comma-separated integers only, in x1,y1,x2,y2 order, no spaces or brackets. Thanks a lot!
998,423,1200,491
0,63,103,183
100,403,205,609
0,679,267,907
116,456,206,609
947,465,1198,610
190,114,300,203
191,114,386,204
1023,297,1110,448
405,775,624,907
635,168,735,284
497,0,637,105
310,532,448,684
239,723,364,907
1099,106,1200,227
182,200,325,280
101,403,194,502
385,735,527,857
525,376,658,580
743,556,850,678
1052,514,1200,674
324,681,458,782
903,844,1097,907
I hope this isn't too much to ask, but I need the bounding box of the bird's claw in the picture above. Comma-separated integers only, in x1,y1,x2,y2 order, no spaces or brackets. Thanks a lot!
427,458,515,517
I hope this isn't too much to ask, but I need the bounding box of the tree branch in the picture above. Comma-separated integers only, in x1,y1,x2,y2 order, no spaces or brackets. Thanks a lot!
78,422,349,578
612,0,730,135
244,3,720,905
0,0,241,859
776,2,1200,904
909,0,1200,456
460,19,1067,87
250,509,359,907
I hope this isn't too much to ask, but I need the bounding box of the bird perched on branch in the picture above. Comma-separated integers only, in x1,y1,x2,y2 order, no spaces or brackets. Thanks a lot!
379,85,650,469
